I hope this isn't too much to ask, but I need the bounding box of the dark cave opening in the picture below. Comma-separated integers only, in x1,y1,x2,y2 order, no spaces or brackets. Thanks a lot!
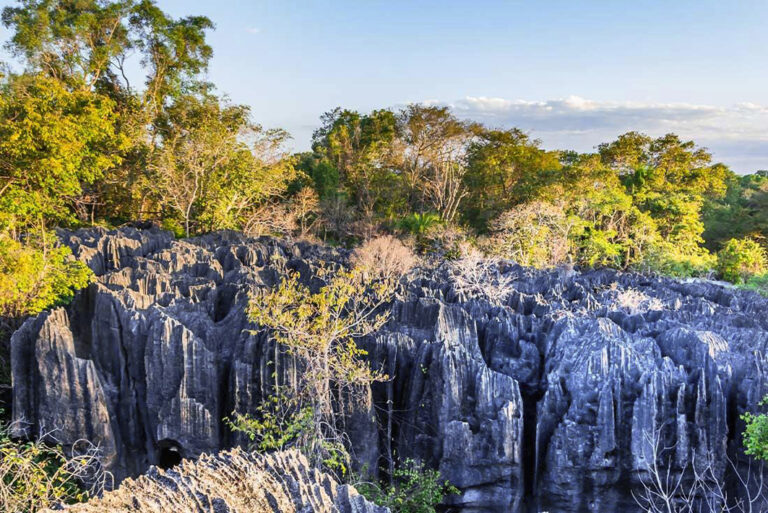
157,439,183,469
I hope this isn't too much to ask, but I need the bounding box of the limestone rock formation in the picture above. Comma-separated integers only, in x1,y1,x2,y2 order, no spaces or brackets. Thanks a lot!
11,226,768,512
48,449,388,513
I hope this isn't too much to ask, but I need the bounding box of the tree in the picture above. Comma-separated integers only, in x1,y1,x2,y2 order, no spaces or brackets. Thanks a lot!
150,94,296,237
394,105,474,222
2,0,214,105
2,0,216,224
0,73,124,233
248,265,394,472
0,230,92,321
312,108,400,220
483,201,571,268
2,0,134,88
634,422,768,513
462,127,561,231
128,0,214,117
599,132,728,255
703,172,768,252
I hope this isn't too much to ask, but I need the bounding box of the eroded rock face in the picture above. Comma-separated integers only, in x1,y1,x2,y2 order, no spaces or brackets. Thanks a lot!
11,227,768,512
48,449,389,513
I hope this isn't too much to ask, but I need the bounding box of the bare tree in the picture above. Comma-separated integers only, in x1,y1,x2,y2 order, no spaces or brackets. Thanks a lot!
423,159,468,224
449,247,516,305
0,421,111,513
633,423,768,513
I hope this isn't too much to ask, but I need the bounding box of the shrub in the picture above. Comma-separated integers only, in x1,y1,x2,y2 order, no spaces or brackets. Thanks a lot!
0,416,108,512
742,397,768,461
611,288,664,315
420,223,470,258
741,273,768,297
397,213,442,237
638,241,716,278
717,237,767,283
449,248,515,305
160,218,186,239
224,392,313,453
357,459,459,513
351,236,418,282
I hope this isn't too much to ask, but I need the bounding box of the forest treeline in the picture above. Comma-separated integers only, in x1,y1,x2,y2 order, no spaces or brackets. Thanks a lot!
1,0,768,327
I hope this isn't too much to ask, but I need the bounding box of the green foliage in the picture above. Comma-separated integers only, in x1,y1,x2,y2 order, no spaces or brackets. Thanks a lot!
0,73,124,231
703,171,768,252
716,238,766,283
247,266,394,473
160,217,185,239
248,268,391,391
224,393,313,453
742,397,768,461
312,108,401,219
2,0,133,87
397,213,442,237
0,231,93,319
462,128,561,231
639,242,716,278
740,273,768,297
357,459,459,513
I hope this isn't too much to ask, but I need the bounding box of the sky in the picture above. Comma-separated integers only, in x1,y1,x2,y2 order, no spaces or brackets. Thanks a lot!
3,0,768,172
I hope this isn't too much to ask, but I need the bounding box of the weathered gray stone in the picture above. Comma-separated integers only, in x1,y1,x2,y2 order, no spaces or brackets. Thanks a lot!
11,226,768,512
49,449,389,513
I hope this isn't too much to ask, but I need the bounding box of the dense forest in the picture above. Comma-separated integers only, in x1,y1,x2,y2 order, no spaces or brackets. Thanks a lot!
1,1,768,512
2,0,768,331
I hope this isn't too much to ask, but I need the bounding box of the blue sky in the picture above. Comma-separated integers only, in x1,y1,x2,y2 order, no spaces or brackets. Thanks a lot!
3,0,768,172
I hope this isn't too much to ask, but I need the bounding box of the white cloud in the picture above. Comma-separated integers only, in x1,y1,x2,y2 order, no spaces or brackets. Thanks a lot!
431,95,768,172
247,27,261,35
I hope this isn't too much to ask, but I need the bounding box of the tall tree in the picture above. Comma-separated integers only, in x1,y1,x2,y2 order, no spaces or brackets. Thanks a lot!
2,0,216,222
0,73,124,233
462,127,561,231
151,94,295,237
599,132,729,254
312,108,399,219
394,105,474,221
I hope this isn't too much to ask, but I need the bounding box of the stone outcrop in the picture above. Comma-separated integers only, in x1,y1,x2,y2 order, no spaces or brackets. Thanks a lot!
11,226,768,512
48,449,388,513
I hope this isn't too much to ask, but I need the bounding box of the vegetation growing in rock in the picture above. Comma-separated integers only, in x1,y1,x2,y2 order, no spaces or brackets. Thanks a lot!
357,459,459,513
743,398,768,462
224,392,313,453
0,415,107,513
247,265,394,474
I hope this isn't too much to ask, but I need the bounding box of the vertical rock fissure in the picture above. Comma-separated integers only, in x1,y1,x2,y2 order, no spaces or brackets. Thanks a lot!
520,387,544,512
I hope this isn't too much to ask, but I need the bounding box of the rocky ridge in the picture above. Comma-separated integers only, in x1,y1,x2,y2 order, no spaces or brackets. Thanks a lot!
47,449,387,513
11,226,768,512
